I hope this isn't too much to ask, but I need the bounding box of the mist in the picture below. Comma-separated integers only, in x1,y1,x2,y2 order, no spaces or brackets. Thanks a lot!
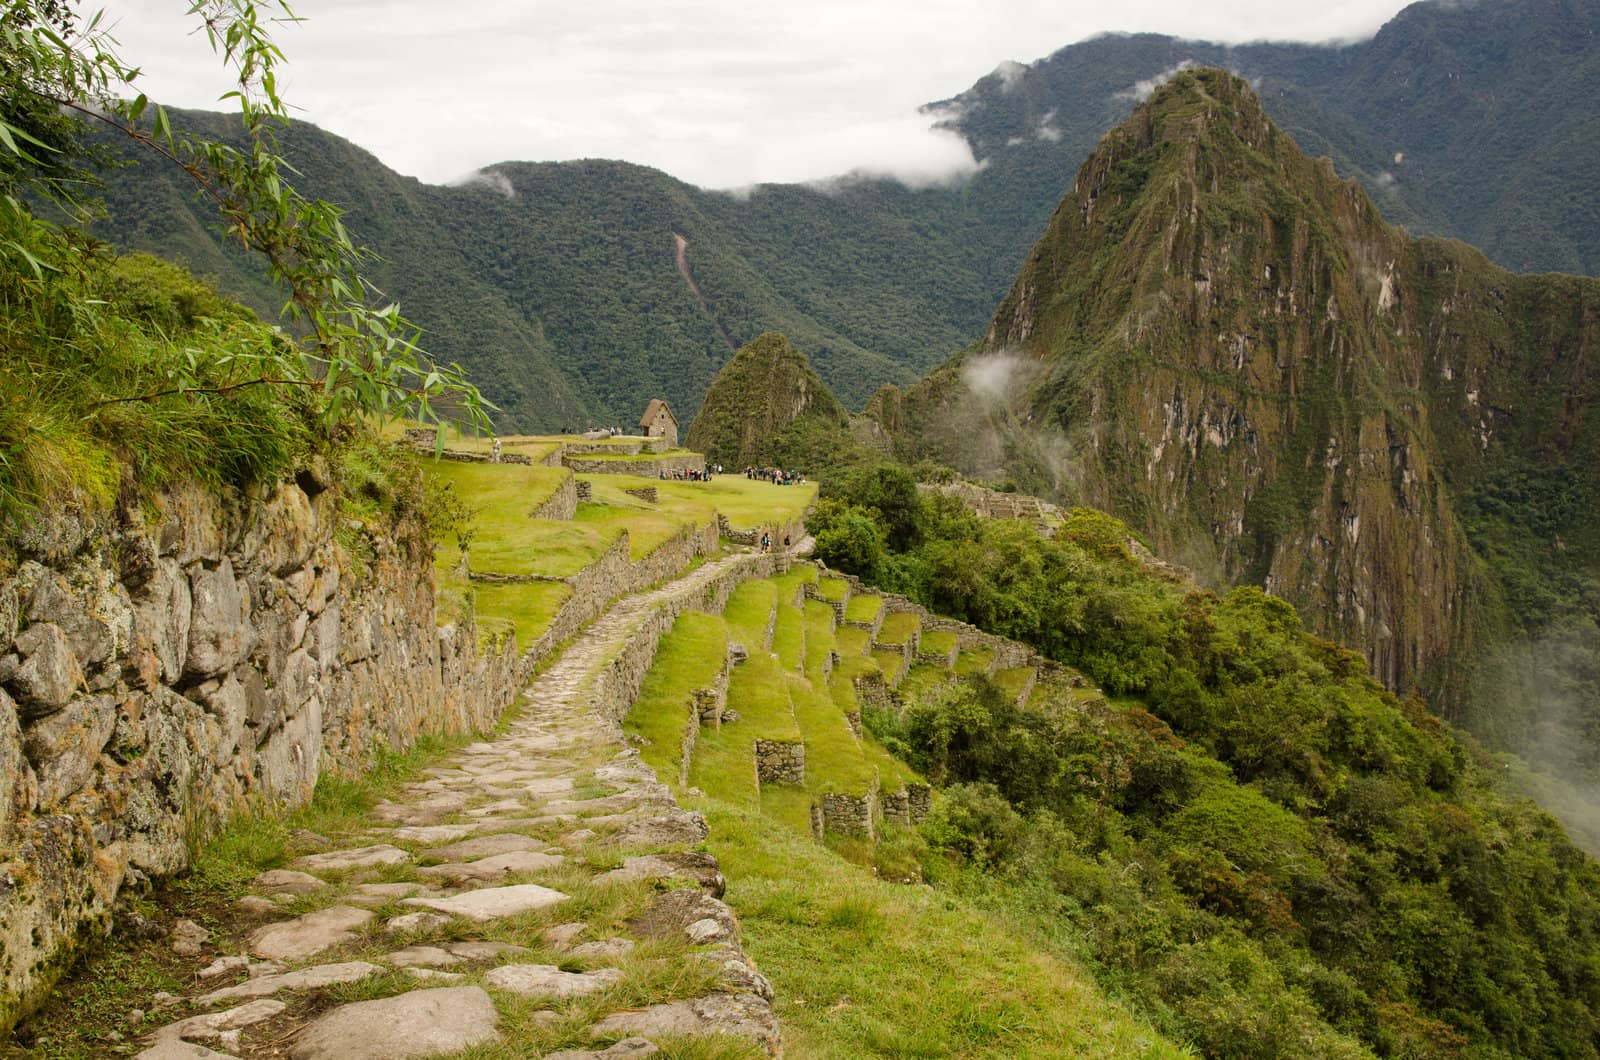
1470,619,1600,854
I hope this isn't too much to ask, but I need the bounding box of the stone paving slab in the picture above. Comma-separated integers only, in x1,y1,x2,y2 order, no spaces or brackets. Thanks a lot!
288,986,501,1060
247,906,373,961
194,962,381,1006
399,882,569,921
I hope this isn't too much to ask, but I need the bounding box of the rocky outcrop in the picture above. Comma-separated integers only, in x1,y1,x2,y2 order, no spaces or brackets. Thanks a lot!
0,476,520,1029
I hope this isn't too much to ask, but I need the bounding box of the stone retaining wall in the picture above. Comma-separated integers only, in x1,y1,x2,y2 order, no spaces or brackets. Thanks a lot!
826,569,1058,678
819,790,874,838
754,740,805,785
529,474,578,521
716,513,810,552
623,486,658,504
588,552,789,729
0,476,521,1029
575,480,593,502
879,784,933,827
852,672,900,715
562,454,705,478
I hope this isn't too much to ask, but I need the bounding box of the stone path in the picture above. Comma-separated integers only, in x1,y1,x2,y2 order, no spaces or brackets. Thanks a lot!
132,551,781,1059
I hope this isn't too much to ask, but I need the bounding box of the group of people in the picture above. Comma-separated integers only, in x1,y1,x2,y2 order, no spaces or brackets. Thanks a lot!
744,466,805,485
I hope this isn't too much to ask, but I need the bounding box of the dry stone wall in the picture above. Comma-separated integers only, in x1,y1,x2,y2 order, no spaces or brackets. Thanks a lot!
529,474,578,521
0,475,521,1029
591,551,789,729
562,454,705,478
754,740,805,785
819,791,875,838
824,568,1060,679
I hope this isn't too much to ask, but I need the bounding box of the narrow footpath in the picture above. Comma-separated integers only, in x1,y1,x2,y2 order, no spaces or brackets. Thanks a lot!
133,550,783,1059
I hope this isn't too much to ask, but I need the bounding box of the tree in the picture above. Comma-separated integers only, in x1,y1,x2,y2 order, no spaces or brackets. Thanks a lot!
0,0,491,435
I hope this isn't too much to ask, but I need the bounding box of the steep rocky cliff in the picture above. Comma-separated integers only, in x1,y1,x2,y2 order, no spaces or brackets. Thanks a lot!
0,471,522,1028
871,70,1600,730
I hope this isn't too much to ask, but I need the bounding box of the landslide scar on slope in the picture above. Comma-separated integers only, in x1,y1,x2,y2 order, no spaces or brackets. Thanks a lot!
673,231,736,351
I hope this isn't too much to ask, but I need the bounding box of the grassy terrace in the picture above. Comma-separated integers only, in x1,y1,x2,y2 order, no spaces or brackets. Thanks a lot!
466,579,574,649
834,626,871,658
582,471,816,535
627,611,728,785
723,579,779,649
918,629,958,657
995,666,1037,702
727,653,803,744
773,602,805,671
803,600,836,676
844,592,882,623
570,447,696,462
897,662,951,704
817,575,851,603
954,645,995,675
876,611,920,646
873,648,907,684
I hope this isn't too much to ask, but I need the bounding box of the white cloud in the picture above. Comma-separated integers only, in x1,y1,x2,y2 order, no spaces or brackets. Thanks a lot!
992,59,1029,92
778,114,984,191
94,0,1413,188
1114,59,1198,101
456,168,515,199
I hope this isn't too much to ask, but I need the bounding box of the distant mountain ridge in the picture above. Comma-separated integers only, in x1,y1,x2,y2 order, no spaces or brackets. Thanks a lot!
83,0,1600,431
869,69,1600,790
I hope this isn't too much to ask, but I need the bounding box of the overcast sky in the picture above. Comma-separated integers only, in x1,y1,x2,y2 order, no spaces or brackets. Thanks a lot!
88,0,1415,189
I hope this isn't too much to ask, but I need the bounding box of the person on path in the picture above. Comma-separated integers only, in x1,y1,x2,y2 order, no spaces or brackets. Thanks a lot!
490,437,502,463
761,531,771,552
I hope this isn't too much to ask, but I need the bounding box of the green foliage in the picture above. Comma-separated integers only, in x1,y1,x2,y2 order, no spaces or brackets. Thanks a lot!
0,0,490,517
828,474,1600,1058
0,236,315,522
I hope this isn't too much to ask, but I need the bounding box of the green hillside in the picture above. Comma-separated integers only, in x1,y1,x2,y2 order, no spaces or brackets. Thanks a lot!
76,0,1600,438
872,69,1600,842
686,332,881,471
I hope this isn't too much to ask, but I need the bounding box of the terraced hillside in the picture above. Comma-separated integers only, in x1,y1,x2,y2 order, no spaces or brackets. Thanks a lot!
624,563,1107,862
18,438,1179,1058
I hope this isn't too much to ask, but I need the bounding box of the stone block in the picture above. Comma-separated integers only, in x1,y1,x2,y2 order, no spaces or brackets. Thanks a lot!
754,740,804,785
3,623,83,717
185,559,253,679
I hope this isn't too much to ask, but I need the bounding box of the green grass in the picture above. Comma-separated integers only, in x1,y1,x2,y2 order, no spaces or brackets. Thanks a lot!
571,471,815,536
897,663,952,704
954,646,995,675
725,654,802,743
834,627,871,658
994,666,1036,702
844,593,883,624
872,649,907,685
723,580,779,649
687,723,760,810
624,611,729,783
803,600,837,680
699,802,1188,1058
817,576,850,603
918,629,958,658
787,677,875,795
834,653,880,684
466,579,574,649
758,785,818,837
773,603,805,671
775,563,819,598
574,499,699,560
876,611,919,647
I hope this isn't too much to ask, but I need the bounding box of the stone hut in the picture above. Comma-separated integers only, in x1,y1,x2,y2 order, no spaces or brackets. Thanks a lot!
640,398,679,448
